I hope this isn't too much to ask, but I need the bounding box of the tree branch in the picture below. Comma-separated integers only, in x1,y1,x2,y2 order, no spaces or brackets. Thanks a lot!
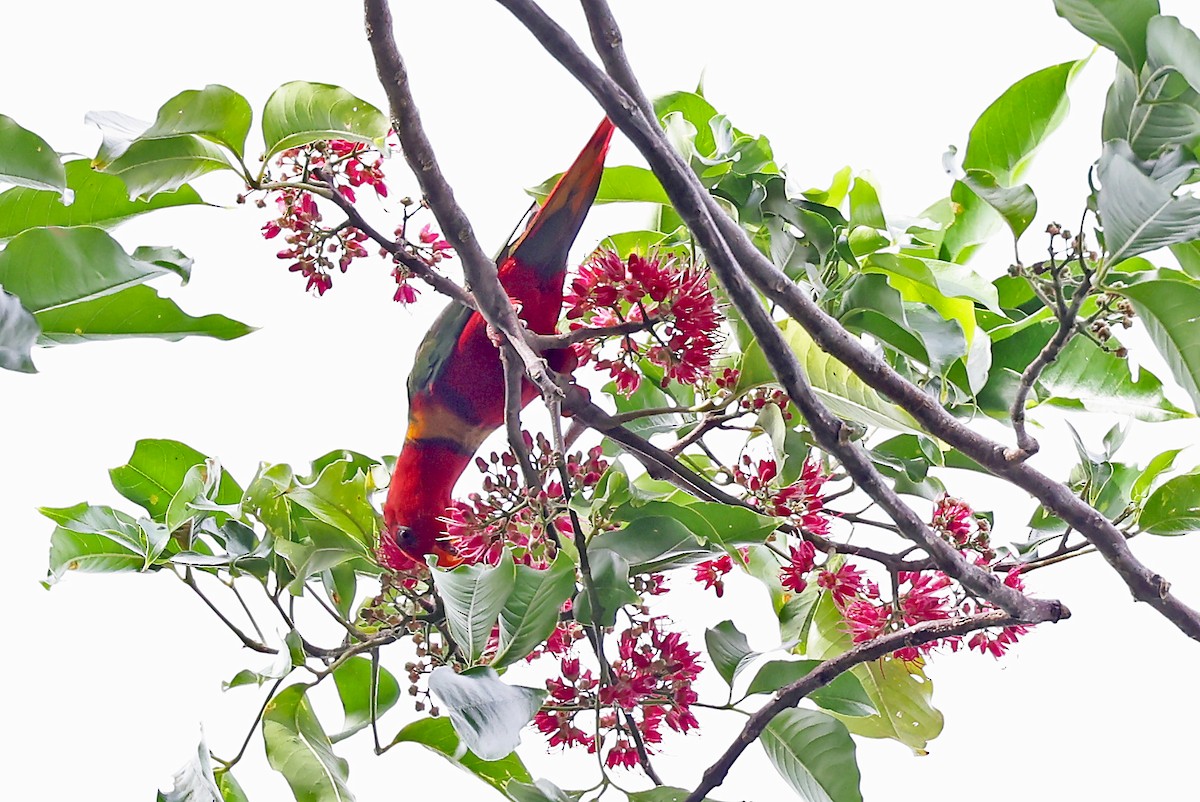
494,0,1200,642
496,0,1060,626
363,0,561,405
683,609,1041,802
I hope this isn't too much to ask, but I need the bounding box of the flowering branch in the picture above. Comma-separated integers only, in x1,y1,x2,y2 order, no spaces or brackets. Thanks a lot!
492,0,1200,642
682,608,1047,802
495,0,1058,626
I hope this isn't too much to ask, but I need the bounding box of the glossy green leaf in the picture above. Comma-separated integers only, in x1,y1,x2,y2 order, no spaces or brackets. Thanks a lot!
158,736,222,802
943,60,1081,261
760,708,863,802
1053,0,1158,68
1103,62,1200,160
100,134,233,200
590,516,715,573
654,91,720,156
35,284,252,346
389,717,532,794
840,274,967,376
41,502,167,568
431,550,517,663
705,620,760,687
1113,268,1200,412
1133,448,1185,500
331,656,400,742
262,684,354,802
1099,142,1200,264
110,439,241,521
865,253,1001,314
960,169,1037,241
492,553,577,668
848,176,886,230
46,526,144,580
807,596,943,752
744,660,876,717
287,459,378,546
1172,241,1200,277
1141,471,1200,534
275,522,373,590
508,779,584,802
0,289,37,372
1149,15,1200,92
262,82,388,160
572,548,636,628
216,772,249,802
1038,336,1191,420
140,85,253,160
0,114,66,196
737,319,924,434
614,499,779,548
529,164,669,205
427,666,546,761
0,226,178,313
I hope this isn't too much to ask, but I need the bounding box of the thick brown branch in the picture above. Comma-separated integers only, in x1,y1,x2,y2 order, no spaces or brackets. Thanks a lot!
363,0,560,404
684,609,1041,802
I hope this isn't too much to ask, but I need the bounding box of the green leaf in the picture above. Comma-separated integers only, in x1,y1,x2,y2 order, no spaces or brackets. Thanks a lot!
34,283,252,346
0,289,38,372
848,176,886,230
807,596,943,752
431,550,517,663
140,85,253,160
1053,0,1159,69
216,771,249,802
865,253,1001,315
427,666,546,761
492,554,577,668
1099,142,1200,264
590,516,715,572
1140,471,1200,534
331,656,400,742
744,660,876,717
508,780,584,802
654,91,720,156
737,319,924,434
960,169,1037,241
389,717,532,793
705,620,760,687
46,526,143,580
572,548,637,628
262,82,388,161
1133,448,1185,501
287,459,379,546
111,439,241,521
41,502,166,567
943,60,1081,261
528,164,669,205
760,708,863,802
1172,241,1200,278
99,134,233,201
1148,15,1200,94
1113,268,1200,412
0,115,66,197
275,522,373,590
1103,62,1200,161
1037,335,1191,420
840,274,967,377
0,226,181,313
262,684,354,802
158,736,222,802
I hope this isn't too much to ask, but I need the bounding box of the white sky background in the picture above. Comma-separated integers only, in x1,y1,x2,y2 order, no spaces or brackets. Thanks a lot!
3,1,1200,799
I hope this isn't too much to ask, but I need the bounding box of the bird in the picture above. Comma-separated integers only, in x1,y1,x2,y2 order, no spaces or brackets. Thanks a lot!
380,118,615,569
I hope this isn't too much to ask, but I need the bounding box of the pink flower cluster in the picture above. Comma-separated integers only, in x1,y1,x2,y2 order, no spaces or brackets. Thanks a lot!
564,250,721,394
735,456,830,535
388,220,454,305
446,434,608,567
533,615,702,768
838,495,1027,660
259,139,390,295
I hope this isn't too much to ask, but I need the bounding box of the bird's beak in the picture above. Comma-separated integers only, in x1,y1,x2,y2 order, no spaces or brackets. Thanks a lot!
509,118,615,270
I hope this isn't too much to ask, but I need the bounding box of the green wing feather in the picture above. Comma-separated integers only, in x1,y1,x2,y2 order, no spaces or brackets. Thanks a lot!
407,299,475,398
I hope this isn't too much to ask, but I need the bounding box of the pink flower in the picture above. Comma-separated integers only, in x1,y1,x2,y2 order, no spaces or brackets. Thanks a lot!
780,542,816,594
694,554,733,597
818,563,865,607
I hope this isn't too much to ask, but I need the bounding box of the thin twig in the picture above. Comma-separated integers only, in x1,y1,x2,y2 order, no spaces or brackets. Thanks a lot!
180,570,276,655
